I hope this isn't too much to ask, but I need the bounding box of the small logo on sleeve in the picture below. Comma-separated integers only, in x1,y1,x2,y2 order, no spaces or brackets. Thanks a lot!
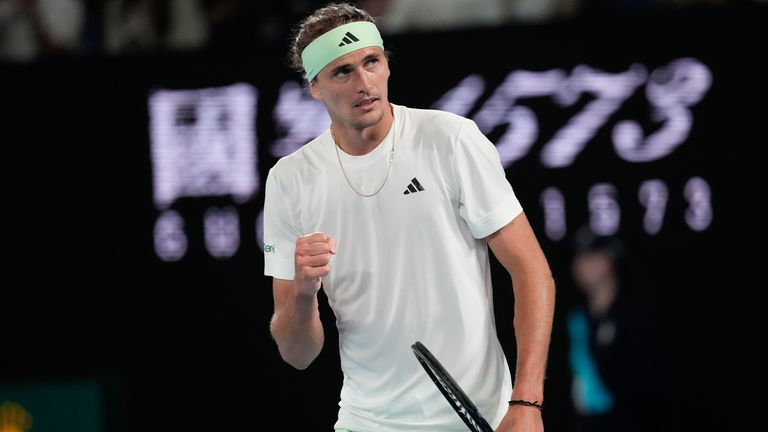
264,244,277,253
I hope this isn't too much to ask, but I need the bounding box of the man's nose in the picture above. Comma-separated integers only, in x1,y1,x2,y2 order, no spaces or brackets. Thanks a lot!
354,69,373,92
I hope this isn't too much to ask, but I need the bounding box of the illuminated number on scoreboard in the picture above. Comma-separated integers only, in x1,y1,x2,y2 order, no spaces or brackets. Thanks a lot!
588,183,621,236
613,58,713,162
540,187,567,241
204,206,240,259
437,58,712,168
541,64,646,168
639,179,669,236
432,74,485,117
684,177,713,232
154,210,188,262
538,178,709,239
473,69,564,166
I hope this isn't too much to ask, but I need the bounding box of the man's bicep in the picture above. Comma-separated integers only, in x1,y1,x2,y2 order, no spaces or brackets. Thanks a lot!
486,212,550,277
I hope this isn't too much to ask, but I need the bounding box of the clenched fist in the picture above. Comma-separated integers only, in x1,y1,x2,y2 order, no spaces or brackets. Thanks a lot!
294,232,337,296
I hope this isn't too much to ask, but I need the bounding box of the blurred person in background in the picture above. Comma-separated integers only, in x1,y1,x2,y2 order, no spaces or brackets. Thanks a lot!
103,0,165,54
566,227,665,431
0,0,84,62
103,0,208,55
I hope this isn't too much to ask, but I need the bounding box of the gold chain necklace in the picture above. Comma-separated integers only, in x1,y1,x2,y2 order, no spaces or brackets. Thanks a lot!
331,121,395,198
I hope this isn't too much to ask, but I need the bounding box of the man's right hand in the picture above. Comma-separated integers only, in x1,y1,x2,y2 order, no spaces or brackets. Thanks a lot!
294,232,337,296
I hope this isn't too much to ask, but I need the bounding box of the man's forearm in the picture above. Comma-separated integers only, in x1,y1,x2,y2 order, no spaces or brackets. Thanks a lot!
270,285,325,370
510,275,555,401
485,214,555,401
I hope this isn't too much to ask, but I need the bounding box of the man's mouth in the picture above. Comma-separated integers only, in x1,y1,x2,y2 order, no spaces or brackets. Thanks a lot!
355,97,378,108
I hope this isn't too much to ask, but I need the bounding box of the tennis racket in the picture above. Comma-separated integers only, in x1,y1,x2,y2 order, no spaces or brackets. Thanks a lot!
411,341,494,432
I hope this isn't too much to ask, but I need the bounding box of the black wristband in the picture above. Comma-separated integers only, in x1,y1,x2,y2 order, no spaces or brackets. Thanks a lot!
508,399,543,412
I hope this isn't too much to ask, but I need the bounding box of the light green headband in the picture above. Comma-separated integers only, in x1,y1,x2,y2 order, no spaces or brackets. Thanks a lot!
301,21,384,81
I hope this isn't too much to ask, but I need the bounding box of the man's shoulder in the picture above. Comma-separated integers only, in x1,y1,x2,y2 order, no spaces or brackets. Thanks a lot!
268,133,329,179
398,104,472,132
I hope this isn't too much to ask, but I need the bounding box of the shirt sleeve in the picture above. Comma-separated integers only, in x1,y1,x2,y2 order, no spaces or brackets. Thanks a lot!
454,119,523,238
263,167,298,280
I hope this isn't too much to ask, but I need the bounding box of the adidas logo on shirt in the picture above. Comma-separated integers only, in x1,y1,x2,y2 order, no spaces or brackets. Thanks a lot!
338,32,360,47
403,178,425,195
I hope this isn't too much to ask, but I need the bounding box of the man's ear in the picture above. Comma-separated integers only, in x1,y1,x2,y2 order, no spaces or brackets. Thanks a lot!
309,81,323,101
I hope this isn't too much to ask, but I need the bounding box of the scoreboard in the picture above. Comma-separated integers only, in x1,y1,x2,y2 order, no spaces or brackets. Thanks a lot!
147,56,717,262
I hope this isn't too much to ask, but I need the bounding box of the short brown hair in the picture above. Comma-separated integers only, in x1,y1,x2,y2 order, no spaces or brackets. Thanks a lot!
288,3,377,78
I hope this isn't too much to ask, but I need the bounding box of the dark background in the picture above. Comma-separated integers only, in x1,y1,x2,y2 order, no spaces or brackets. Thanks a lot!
2,5,765,431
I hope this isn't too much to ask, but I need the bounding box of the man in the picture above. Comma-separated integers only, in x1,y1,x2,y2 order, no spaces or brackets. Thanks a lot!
264,3,555,431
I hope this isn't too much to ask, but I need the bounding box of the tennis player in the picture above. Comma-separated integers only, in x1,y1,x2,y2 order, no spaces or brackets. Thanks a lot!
265,3,555,431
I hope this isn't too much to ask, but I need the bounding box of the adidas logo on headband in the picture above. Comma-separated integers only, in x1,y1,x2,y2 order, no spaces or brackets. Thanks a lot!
301,22,384,81
338,32,360,47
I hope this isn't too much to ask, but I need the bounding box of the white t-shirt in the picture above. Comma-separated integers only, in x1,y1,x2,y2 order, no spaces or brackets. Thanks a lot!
264,104,523,431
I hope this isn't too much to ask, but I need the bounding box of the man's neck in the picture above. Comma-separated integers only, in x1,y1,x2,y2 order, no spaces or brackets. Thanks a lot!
332,105,394,156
